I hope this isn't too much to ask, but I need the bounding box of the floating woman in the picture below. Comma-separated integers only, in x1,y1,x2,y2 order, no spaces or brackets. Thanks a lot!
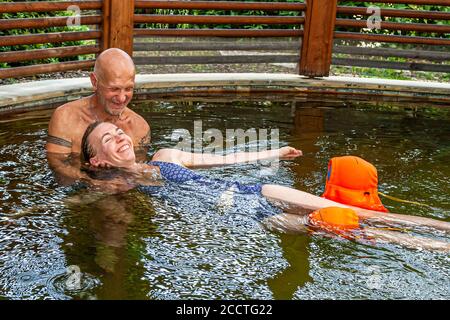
79,121,450,252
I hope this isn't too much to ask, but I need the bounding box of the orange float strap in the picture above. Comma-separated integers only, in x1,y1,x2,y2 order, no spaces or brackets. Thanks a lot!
322,156,389,212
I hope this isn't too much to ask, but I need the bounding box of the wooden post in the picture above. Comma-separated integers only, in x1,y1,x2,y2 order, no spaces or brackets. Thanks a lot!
100,0,111,52
104,0,134,56
299,0,338,77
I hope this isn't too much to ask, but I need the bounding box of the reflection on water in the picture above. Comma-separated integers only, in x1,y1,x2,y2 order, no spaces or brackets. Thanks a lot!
0,99,449,299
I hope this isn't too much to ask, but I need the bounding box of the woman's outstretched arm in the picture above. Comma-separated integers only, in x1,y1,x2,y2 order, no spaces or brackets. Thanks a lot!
151,147,302,168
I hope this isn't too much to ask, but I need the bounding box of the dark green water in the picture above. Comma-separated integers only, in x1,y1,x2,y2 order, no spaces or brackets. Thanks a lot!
0,97,449,299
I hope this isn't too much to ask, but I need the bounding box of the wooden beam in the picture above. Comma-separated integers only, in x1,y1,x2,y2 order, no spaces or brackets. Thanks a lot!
101,0,111,51
299,0,338,77
0,45,100,64
108,0,134,55
334,46,450,62
0,16,102,31
134,41,301,52
335,19,450,34
134,28,303,37
332,58,450,73
337,6,450,20
340,0,449,5
0,1,102,14
0,31,101,47
133,15,304,25
334,32,450,46
133,55,299,65
134,1,306,11
0,60,95,79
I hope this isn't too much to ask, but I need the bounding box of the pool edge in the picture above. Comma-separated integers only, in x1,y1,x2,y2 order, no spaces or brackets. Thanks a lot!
1,73,449,113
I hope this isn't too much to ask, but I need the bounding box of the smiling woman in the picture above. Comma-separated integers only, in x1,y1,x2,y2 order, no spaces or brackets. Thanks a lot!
78,121,450,252
81,122,135,168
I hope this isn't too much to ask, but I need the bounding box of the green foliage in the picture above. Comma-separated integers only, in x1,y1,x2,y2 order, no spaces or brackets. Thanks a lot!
0,0,94,68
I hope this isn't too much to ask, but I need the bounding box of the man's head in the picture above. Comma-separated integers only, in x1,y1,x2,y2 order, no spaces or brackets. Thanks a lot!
90,48,136,116
82,121,136,168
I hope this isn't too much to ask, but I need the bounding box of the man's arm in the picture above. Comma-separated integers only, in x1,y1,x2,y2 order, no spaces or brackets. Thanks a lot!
46,106,87,184
46,106,73,153
47,152,87,185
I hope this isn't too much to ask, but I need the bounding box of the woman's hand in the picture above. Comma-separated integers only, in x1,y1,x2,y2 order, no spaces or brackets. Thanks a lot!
279,147,303,160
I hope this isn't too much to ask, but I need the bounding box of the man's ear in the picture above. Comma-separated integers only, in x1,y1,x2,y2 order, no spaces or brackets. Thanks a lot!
90,73,98,91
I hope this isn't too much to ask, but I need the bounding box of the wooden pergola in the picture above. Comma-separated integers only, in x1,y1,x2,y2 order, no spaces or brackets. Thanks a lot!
0,0,449,79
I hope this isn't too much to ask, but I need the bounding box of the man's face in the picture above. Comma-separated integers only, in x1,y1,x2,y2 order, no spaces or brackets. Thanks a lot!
88,122,136,167
95,75,135,116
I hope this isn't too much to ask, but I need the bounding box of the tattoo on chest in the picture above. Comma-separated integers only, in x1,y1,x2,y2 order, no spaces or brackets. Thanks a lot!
47,135,72,148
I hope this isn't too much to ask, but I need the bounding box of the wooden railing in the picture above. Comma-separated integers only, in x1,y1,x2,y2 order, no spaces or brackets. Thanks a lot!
133,0,305,68
0,0,449,80
0,0,103,79
333,0,450,74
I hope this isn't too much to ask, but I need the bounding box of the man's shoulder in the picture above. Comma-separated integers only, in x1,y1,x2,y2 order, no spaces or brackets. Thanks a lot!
52,98,86,120
126,107,150,130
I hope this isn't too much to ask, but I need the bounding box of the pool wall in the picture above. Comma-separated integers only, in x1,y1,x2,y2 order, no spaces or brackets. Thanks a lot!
1,73,450,113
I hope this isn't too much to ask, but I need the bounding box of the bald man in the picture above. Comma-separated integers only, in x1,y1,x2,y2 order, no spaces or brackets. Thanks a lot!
46,48,150,154
46,48,150,183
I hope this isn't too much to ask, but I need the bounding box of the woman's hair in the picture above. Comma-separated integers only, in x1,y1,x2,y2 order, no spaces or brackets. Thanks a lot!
81,121,104,164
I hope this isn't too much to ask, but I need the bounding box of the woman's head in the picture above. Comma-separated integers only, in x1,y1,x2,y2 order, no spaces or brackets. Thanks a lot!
81,121,136,168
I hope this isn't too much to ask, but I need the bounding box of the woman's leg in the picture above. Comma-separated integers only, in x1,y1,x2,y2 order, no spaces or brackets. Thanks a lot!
364,227,450,252
261,184,450,233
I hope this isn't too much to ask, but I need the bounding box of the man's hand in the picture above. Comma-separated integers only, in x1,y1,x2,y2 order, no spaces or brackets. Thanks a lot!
279,147,303,160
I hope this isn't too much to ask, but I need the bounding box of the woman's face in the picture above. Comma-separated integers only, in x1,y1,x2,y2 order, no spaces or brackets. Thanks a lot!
88,122,136,167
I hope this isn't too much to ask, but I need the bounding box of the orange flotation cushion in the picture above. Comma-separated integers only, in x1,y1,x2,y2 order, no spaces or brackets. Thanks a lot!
322,156,388,212
309,207,360,231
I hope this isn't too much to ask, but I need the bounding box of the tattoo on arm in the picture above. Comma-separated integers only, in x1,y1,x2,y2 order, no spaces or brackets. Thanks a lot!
139,129,151,147
47,135,72,148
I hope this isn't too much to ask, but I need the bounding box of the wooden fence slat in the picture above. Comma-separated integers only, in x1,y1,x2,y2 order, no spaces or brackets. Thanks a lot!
0,16,102,31
335,18,450,34
133,55,299,65
134,0,306,11
334,45,450,62
134,28,304,37
332,57,450,73
337,6,450,20
0,45,100,64
134,15,304,25
340,0,450,5
0,31,101,47
0,60,95,79
0,1,102,14
334,31,450,46
133,41,301,51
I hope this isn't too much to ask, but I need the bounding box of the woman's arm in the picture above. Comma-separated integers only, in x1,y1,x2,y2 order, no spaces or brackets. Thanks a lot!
151,147,302,168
